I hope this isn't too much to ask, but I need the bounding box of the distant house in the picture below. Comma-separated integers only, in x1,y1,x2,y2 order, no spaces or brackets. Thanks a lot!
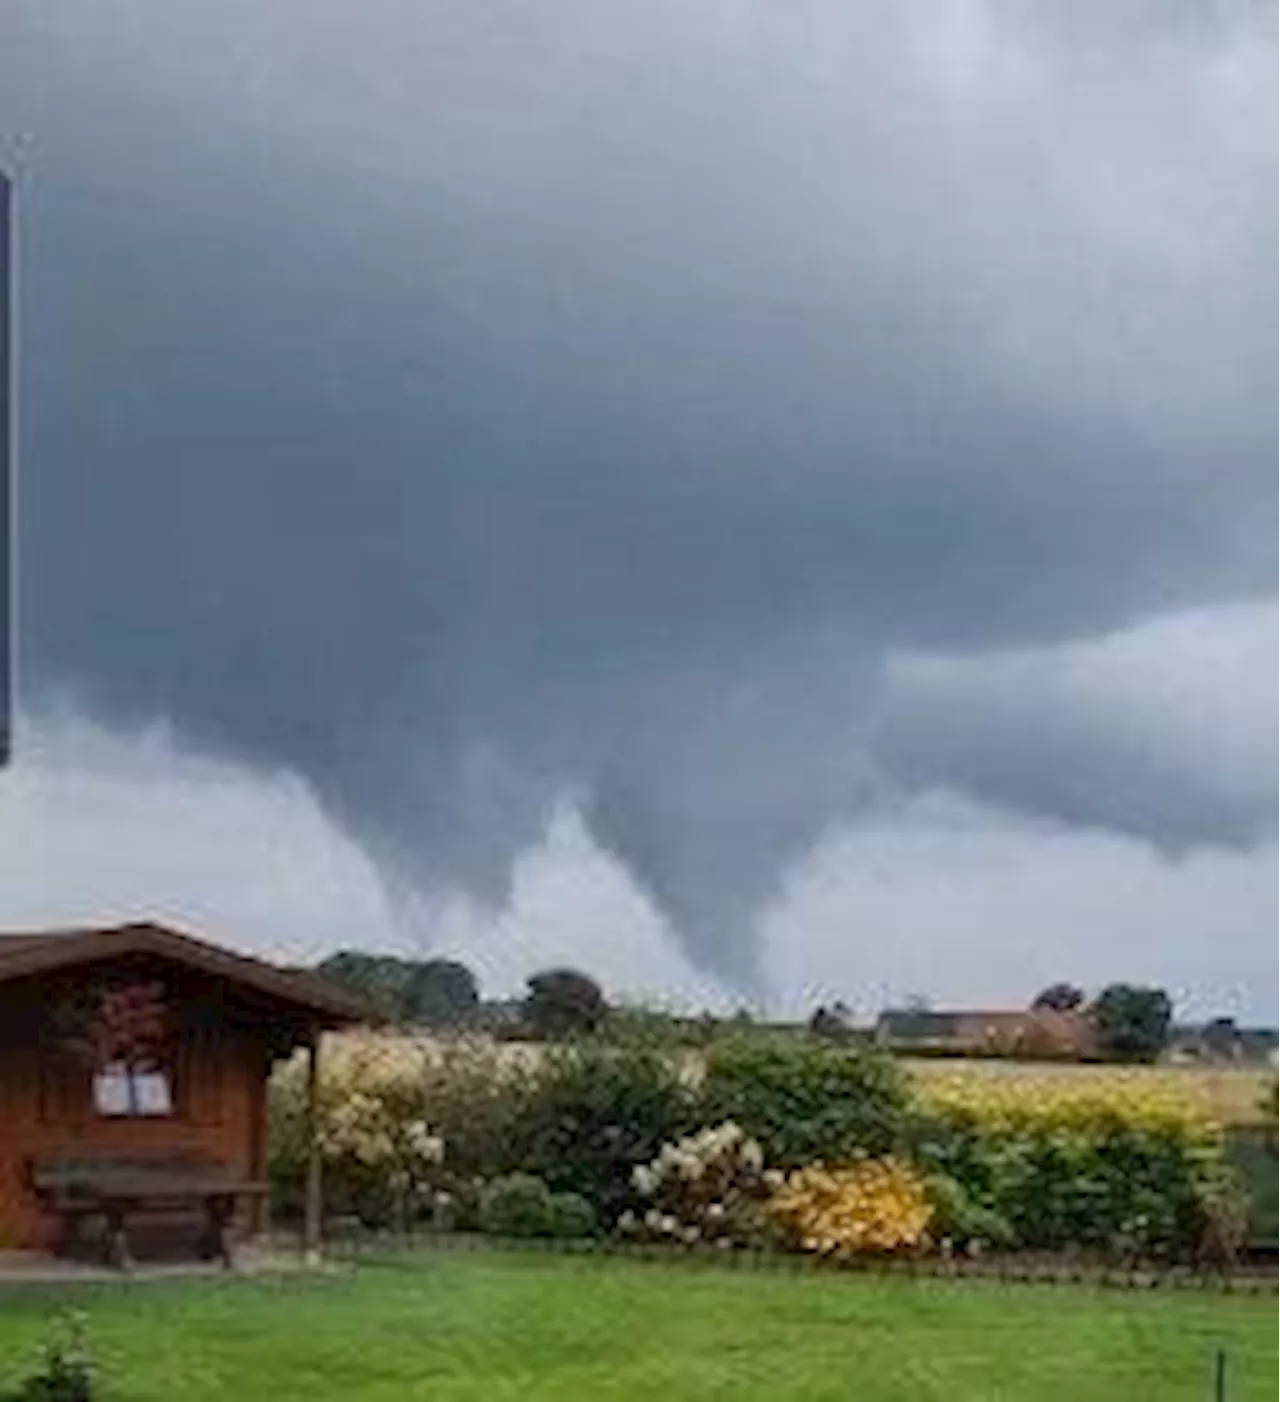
1244,1030,1280,1068
874,1007,1098,1060
1163,1023,1279,1068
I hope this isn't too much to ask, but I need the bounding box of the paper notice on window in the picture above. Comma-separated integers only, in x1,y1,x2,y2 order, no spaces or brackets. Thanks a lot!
133,1072,173,1116
93,1064,132,1116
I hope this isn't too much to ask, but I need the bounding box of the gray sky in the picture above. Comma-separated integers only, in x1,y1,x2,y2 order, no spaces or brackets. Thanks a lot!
1,1,1275,1015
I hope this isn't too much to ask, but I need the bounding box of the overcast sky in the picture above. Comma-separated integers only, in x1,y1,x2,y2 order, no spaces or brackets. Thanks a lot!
1,1,1275,1019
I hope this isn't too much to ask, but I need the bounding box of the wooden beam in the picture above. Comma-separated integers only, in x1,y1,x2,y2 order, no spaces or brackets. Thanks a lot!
248,1043,269,1237
303,1027,323,1264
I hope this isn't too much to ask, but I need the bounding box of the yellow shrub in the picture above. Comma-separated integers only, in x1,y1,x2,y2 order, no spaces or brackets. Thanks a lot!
769,1158,933,1257
912,1069,1221,1144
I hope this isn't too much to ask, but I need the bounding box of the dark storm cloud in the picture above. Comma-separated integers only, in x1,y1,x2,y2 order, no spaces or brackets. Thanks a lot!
873,601,1278,850
3,0,1274,985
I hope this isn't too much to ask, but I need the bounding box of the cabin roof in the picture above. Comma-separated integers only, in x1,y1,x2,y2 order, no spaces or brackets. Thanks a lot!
0,921,370,1026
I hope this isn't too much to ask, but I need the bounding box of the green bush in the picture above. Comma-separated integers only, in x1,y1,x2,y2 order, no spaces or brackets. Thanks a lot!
8,1313,94,1402
911,1082,1225,1258
917,1124,1212,1257
547,1190,599,1239
922,1172,1016,1253
1192,1164,1252,1267
1224,1124,1278,1250
697,1040,911,1167
1261,1078,1278,1158
501,1044,697,1222
477,1173,597,1238
600,1005,684,1051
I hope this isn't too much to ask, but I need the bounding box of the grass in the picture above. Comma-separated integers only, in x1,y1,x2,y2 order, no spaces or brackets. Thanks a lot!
0,1251,1274,1401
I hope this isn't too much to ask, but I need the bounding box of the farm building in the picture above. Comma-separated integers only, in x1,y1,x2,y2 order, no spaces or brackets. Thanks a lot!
874,1007,1098,1059
0,921,367,1261
1164,1022,1280,1068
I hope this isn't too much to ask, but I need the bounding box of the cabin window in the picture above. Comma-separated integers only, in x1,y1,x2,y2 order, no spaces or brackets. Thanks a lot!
92,1061,174,1117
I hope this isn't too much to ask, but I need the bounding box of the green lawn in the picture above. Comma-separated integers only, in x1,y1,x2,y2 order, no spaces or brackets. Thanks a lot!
0,1251,1274,1401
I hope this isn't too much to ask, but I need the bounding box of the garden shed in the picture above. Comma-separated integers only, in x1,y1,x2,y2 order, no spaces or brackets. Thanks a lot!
0,921,368,1261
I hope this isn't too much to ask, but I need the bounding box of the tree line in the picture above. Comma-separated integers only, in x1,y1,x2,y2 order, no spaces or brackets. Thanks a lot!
313,951,607,1039
313,951,1263,1066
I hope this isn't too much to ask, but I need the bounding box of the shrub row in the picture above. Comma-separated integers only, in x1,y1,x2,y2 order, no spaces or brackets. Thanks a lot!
909,1073,1230,1258
269,1034,1267,1262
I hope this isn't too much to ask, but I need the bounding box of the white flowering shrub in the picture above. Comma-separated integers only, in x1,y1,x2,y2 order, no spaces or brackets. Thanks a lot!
270,1032,456,1227
618,1121,780,1248
321,1088,443,1175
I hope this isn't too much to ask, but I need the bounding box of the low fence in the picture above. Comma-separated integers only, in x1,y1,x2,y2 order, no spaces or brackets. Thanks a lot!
303,1221,1279,1296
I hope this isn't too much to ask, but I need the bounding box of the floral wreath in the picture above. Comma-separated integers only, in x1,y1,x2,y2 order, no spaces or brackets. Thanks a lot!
48,979,172,1073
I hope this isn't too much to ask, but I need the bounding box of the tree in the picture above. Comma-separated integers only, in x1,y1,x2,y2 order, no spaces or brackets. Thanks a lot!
524,968,607,1039
316,951,412,1020
405,959,480,1026
1031,983,1085,1013
317,950,480,1026
1089,984,1172,1063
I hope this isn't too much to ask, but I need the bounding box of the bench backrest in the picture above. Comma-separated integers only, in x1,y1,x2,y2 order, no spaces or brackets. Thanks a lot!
28,1155,232,1196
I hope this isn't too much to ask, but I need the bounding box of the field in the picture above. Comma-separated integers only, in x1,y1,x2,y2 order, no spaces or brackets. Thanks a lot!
1,1251,1275,1401
900,1058,1274,1126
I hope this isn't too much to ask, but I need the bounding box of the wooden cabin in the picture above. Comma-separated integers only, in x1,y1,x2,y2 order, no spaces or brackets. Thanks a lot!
0,921,367,1257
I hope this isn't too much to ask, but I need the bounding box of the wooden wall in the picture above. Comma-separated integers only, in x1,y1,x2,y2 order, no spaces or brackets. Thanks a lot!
0,964,273,1251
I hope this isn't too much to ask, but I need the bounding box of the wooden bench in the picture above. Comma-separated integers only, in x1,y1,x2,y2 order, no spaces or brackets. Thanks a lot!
26,1155,269,1271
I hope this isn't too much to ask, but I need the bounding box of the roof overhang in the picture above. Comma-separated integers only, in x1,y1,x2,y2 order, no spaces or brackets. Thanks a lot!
0,921,372,1027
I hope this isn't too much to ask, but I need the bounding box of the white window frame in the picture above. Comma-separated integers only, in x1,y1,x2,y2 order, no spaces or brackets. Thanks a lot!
92,1061,174,1117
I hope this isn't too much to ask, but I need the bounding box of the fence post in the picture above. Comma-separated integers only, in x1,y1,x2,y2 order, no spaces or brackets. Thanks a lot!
1213,1348,1226,1402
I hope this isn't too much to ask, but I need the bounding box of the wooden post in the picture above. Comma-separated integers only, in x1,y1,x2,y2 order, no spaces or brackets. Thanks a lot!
303,1026,323,1265
249,1043,270,1239
250,1048,270,1244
